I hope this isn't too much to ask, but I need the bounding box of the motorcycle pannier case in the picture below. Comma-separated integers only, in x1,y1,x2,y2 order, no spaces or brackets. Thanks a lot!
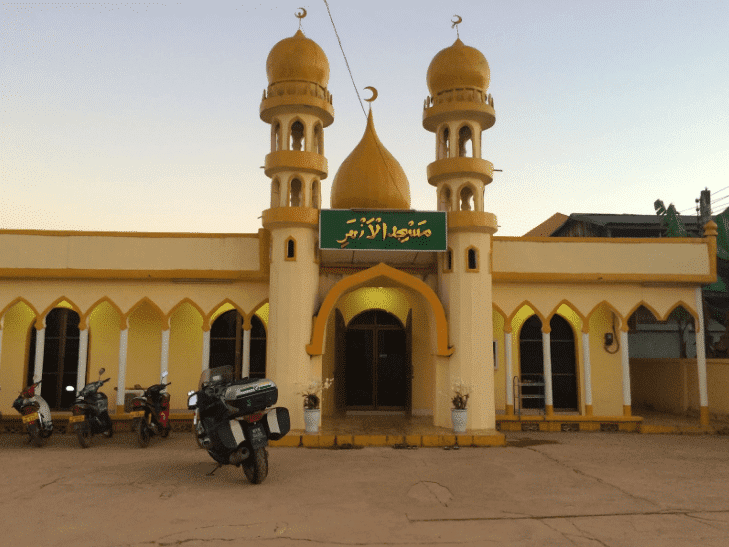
223,379,278,414
263,407,290,441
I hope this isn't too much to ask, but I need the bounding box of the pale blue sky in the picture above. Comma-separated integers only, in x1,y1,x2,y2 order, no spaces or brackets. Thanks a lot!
2,0,728,236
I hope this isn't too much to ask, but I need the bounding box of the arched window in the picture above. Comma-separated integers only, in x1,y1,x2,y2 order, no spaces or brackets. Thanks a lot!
289,179,302,207
439,127,450,159
439,186,452,212
313,124,324,155
443,248,453,272
290,121,305,152
467,247,478,271
458,125,473,157
271,179,281,208
460,186,474,211
286,237,296,260
210,310,266,380
27,308,82,410
249,315,267,379
272,121,281,152
519,315,544,410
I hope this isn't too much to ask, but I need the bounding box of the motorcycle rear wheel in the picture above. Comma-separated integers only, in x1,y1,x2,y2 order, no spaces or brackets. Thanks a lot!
243,447,268,484
28,423,46,447
77,427,92,448
136,419,151,448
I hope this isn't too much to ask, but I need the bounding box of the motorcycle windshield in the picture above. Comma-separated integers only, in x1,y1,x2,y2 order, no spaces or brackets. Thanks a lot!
199,365,234,389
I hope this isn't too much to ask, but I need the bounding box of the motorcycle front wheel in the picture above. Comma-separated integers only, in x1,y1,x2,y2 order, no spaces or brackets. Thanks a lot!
136,419,151,448
27,423,46,448
77,426,92,448
243,447,268,484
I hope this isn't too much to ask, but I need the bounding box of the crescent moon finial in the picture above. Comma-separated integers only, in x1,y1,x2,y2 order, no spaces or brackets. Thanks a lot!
364,86,378,103
295,7,307,19
451,15,462,38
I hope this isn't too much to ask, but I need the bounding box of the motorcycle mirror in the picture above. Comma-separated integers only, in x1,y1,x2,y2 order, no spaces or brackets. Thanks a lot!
162,371,169,379
99,368,105,376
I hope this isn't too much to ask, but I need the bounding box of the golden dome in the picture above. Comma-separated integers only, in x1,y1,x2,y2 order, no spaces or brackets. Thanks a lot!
266,29,330,87
330,110,410,210
426,38,490,96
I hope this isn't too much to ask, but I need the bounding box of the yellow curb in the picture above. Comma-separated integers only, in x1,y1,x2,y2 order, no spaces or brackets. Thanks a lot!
269,435,301,447
619,423,639,432
422,435,456,447
456,434,473,446
318,435,336,447
405,435,422,447
580,422,600,432
473,435,506,447
353,435,388,446
386,435,404,446
301,435,320,447
336,434,354,446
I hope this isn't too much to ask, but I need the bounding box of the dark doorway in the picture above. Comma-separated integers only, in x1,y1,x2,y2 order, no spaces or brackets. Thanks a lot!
550,315,578,410
344,310,410,410
27,308,82,410
209,310,267,379
519,315,544,410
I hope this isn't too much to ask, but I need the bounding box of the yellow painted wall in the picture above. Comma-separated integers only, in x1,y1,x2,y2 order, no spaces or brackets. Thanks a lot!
493,309,505,413
126,302,163,393
707,360,729,416
0,301,35,409
87,301,122,405
588,305,624,416
168,302,203,408
410,292,435,414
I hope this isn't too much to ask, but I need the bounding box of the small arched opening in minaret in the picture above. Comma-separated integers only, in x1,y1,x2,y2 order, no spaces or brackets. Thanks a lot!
290,120,305,152
311,179,321,209
458,125,473,157
466,246,479,272
313,123,324,155
285,237,296,260
271,121,282,152
271,178,281,208
438,186,452,212
459,185,474,211
438,127,450,159
289,178,303,207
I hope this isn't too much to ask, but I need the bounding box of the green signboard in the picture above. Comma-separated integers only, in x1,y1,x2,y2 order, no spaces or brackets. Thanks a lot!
320,210,447,251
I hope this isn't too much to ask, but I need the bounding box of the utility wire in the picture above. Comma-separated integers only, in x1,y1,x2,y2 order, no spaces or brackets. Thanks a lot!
323,0,366,119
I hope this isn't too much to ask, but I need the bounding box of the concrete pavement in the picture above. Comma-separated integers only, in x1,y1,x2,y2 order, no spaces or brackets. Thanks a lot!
1,430,728,546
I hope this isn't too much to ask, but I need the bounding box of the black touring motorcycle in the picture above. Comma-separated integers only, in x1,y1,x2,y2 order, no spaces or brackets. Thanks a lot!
187,365,290,484
68,368,113,447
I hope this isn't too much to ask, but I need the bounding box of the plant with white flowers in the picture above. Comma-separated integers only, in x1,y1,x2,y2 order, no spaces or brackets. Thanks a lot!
451,378,470,410
298,378,334,410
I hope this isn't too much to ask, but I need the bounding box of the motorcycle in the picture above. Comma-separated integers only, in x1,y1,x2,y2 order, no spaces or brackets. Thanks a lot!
130,372,172,447
68,368,113,448
187,365,290,484
12,379,53,447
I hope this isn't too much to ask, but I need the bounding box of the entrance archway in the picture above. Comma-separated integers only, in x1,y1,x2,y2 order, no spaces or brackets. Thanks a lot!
341,310,411,411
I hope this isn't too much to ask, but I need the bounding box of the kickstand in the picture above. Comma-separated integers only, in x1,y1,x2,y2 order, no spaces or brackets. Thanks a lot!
207,463,223,476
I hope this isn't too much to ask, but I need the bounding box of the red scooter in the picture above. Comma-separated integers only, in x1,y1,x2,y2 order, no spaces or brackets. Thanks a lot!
129,372,172,447
12,380,53,447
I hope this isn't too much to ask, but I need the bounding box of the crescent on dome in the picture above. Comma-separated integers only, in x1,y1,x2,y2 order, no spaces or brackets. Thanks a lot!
451,15,462,26
364,86,378,102
296,7,307,19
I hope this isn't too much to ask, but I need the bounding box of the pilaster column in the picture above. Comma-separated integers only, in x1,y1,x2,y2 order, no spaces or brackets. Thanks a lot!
116,322,129,414
76,327,89,393
542,328,553,416
620,327,631,416
695,286,710,427
32,317,46,384
202,328,211,372
242,327,252,378
504,329,514,415
0,320,4,375
160,327,170,383
582,329,593,415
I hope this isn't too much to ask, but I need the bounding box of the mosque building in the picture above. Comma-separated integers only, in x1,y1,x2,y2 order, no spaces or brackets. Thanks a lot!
0,17,720,434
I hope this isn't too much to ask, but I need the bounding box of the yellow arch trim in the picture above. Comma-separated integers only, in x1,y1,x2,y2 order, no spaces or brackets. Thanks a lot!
586,300,625,332
546,299,586,332
81,297,124,330
307,263,453,356
167,298,208,331
244,298,270,330
625,301,662,326
125,297,168,330
507,301,546,336
664,301,700,332
0,297,40,328
207,299,245,328
40,297,83,330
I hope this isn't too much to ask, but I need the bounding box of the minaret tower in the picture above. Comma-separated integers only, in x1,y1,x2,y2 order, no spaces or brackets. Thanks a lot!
260,11,333,429
423,19,499,430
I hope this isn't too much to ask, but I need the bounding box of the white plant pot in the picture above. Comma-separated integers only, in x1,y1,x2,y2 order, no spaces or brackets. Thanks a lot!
451,409,467,433
304,408,321,433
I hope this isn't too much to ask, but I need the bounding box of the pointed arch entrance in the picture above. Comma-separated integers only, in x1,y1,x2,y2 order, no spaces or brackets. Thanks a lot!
209,310,266,379
341,309,411,411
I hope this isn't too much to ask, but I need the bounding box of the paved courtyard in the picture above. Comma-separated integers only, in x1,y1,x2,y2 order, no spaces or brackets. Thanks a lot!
1,430,728,546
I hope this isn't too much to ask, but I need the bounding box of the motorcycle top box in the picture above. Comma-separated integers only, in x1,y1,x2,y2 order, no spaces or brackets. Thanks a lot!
223,379,278,414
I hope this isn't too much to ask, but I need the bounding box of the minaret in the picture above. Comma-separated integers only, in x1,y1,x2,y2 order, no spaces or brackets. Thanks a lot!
260,15,333,429
423,24,499,430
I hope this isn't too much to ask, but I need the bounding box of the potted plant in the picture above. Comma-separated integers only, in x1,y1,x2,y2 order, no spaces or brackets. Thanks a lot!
450,379,470,433
299,378,333,433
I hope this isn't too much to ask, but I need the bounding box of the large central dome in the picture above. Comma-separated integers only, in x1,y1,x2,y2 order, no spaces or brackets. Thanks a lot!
330,110,410,210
